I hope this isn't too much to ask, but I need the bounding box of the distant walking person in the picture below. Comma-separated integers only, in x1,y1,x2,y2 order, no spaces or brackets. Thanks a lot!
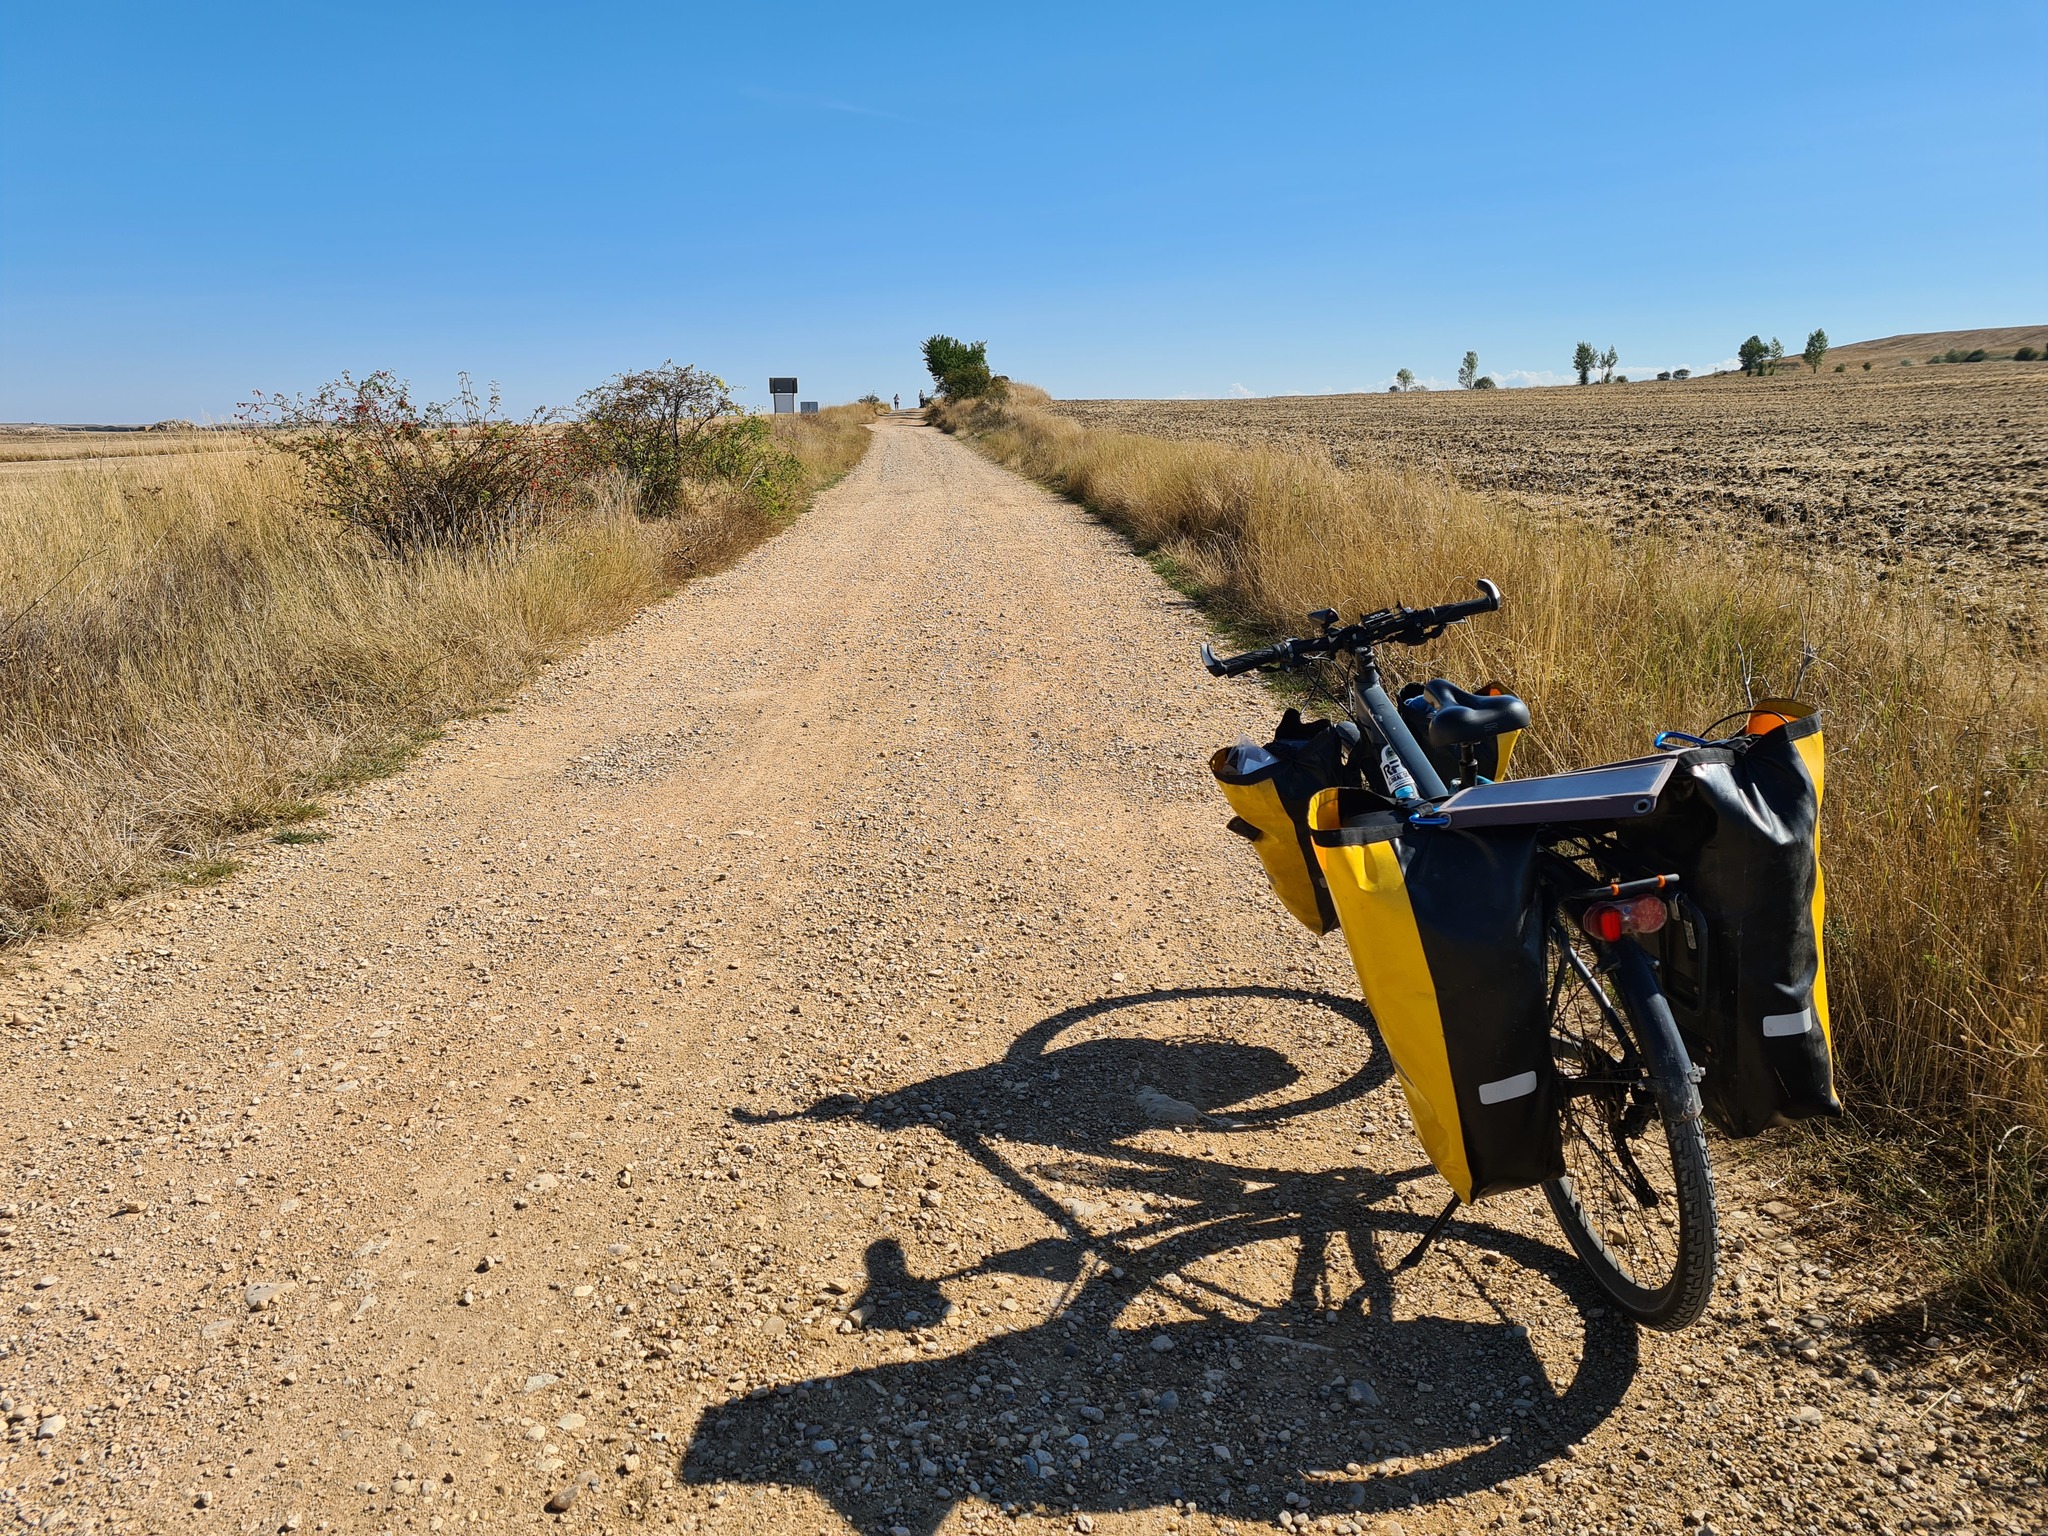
893,393,900,411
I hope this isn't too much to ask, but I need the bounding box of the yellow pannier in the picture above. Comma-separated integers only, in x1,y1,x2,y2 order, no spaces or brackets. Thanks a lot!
1211,710,1360,936
1309,787,1561,1202
1617,701,1837,1137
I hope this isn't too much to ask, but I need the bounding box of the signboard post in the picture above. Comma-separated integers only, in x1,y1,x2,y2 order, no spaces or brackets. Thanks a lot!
799,401,818,415
769,377,797,414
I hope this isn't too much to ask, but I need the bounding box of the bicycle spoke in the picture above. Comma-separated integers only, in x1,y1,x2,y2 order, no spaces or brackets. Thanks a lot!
1548,925,1686,1293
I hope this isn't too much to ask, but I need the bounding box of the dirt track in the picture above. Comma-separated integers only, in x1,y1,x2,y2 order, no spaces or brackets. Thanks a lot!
0,418,2038,1535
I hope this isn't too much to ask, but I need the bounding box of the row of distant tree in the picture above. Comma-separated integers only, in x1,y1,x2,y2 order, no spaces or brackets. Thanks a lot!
1387,352,1498,392
1732,330,1829,377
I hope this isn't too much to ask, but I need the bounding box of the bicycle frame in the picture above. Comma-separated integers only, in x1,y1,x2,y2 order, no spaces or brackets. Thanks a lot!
1343,646,1451,801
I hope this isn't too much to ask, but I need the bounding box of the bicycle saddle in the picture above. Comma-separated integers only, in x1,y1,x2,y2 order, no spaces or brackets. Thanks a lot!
1421,679,1531,749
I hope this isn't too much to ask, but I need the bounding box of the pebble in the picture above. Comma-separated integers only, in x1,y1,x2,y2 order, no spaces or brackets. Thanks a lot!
544,1483,579,1513
1150,1334,1176,1352
244,1281,295,1312
1793,1406,1822,1427
558,1412,586,1432
856,1173,883,1189
524,1374,560,1394
32,1275,55,1290
1346,1379,1382,1408
1135,1084,1202,1126
36,1413,64,1439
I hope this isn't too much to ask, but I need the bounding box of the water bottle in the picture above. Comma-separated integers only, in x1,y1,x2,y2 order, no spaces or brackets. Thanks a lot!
1380,745,1417,801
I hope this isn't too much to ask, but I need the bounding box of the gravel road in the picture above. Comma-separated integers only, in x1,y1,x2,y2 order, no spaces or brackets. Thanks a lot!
1,418,2038,1535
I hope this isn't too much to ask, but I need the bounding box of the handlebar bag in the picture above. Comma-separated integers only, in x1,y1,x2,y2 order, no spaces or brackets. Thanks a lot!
1211,709,1361,936
1308,788,1561,1202
1615,702,1838,1138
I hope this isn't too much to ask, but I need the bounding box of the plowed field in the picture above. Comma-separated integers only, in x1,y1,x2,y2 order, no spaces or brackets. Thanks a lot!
1055,366,2048,605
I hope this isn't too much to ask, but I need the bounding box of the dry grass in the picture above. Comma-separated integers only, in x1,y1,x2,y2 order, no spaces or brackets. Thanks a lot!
0,405,875,939
1054,365,2048,609
937,385,2047,1340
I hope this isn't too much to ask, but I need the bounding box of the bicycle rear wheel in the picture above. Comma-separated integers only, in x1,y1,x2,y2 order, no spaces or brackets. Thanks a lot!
1541,926,1716,1329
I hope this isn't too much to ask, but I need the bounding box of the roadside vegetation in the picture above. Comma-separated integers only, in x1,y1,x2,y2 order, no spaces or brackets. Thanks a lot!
922,335,999,400
933,382,2047,1343
0,374,876,941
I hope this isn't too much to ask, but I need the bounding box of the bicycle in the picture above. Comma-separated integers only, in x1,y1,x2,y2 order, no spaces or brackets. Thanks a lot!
1202,580,1718,1331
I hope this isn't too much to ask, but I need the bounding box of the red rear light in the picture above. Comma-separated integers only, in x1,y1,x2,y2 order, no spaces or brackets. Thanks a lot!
1581,896,1668,942
1583,903,1626,942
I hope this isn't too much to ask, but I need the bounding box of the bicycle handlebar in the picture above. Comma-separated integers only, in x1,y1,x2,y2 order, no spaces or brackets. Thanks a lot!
1199,638,1304,677
1200,579,1502,676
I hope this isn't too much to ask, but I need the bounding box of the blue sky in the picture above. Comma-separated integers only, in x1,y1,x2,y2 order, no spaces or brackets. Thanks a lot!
2,1,2042,420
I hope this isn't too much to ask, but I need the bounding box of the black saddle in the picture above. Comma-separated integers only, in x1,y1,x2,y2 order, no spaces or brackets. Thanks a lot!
1421,679,1531,749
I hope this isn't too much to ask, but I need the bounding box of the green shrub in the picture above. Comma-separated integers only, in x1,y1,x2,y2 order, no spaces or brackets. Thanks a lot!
2016,347,2039,361
922,335,996,399
567,363,760,516
692,416,803,514
1964,348,1988,362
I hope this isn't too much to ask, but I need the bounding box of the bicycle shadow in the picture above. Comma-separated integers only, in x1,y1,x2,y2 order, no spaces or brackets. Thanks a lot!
679,985,1641,1533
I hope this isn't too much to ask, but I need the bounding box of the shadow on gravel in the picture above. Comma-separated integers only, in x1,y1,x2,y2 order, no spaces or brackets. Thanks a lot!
683,986,1639,1534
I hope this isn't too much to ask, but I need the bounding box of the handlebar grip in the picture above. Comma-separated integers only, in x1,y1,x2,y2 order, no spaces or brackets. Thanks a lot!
1201,639,1297,677
1431,578,1502,623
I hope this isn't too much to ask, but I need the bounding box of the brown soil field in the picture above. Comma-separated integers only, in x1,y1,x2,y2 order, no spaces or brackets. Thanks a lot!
1054,365,2048,610
0,430,250,472
1826,327,2048,368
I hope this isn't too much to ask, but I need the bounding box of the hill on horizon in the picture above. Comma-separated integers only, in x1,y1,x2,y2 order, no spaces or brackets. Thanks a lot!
1826,325,2047,366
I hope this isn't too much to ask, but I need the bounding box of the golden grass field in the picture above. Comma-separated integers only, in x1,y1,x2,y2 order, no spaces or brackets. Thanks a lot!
1056,362,2048,615
0,407,875,941
937,383,2047,1341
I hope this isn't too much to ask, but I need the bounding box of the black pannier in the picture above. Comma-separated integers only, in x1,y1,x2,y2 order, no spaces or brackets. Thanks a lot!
1615,702,1839,1138
1309,788,1563,1201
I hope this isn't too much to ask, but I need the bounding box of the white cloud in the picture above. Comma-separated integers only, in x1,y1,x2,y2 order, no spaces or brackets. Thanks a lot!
1229,382,1255,398
1492,368,1572,389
